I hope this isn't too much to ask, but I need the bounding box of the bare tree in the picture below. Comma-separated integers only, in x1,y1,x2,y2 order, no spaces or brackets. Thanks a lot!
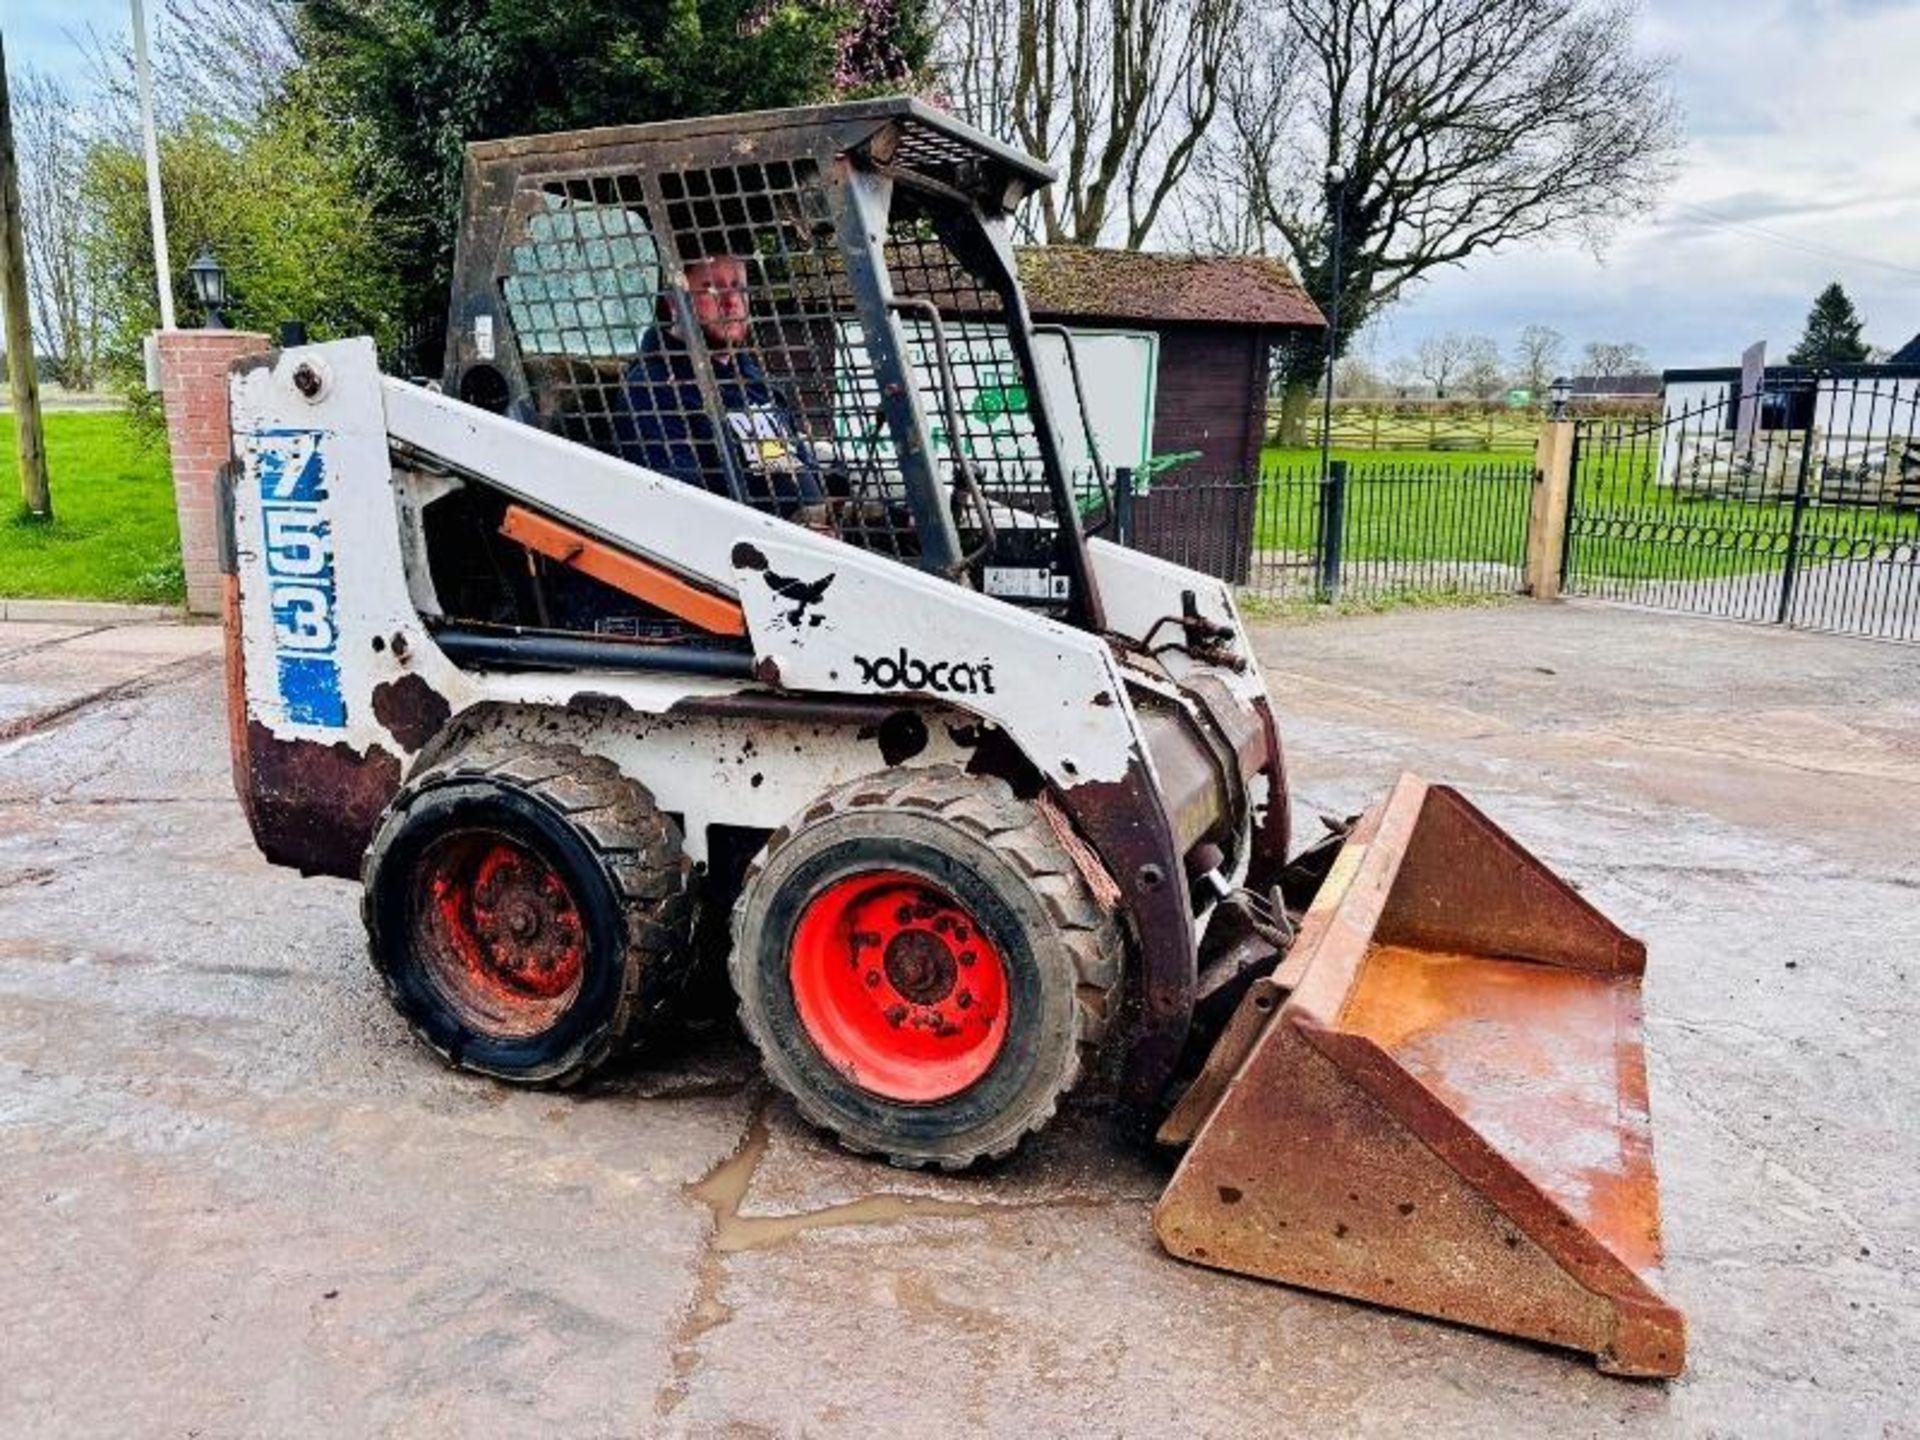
1214,0,1680,440
1414,332,1498,399
12,68,100,390
1460,335,1505,399
82,0,298,139
935,0,1248,246
1165,14,1300,255
1580,340,1650,377
1511,324,1565,396
1333,351,1383,399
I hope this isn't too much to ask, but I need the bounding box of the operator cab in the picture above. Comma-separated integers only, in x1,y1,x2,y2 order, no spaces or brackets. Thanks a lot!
419,99,1113,647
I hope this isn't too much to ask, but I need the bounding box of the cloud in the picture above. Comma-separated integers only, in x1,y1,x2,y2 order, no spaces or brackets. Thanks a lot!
1373,0,1920,371
1659,190,1865,233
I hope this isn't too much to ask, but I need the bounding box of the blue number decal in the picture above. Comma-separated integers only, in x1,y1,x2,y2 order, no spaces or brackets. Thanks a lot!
254,430,345,727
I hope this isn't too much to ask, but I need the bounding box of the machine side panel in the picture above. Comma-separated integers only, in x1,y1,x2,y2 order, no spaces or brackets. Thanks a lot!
227,341,761,875
731,534,1138,787
229,343,423,875
423,702,978,864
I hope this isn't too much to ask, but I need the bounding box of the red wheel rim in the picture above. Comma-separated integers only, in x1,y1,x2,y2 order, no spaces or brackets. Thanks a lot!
789,869,1011,1103
412,831,587,1038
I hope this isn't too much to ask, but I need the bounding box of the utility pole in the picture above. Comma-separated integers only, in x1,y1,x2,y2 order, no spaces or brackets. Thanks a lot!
0,34,52,519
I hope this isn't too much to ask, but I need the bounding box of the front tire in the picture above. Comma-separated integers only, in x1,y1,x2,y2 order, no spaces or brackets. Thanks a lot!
730,766,1122,1169
362,741,693,1086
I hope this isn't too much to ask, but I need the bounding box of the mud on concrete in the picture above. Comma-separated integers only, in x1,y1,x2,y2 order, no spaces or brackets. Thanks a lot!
0,604,1915,1436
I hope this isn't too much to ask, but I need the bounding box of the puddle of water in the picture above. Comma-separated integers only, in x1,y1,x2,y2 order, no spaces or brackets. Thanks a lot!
657,1094,1140,1418
691,1110,1002,1255
659,1099,1032,1419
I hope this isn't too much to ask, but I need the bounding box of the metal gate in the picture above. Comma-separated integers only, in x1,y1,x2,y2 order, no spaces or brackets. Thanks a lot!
1564,374,1920,641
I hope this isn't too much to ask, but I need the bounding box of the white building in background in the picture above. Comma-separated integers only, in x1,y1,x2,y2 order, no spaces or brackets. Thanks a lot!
1655,359,1920,503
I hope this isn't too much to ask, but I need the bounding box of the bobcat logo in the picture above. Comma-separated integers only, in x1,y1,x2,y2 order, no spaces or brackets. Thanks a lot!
763,569,834,628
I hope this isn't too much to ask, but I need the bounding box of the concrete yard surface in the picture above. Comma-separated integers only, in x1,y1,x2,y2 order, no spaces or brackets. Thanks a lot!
0,601,1914,1436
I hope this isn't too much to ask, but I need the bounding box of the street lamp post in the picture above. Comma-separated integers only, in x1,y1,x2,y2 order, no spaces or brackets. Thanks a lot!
1318,164,1348,481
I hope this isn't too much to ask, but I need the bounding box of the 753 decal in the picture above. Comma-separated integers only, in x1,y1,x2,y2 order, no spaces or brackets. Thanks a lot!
254,429,345,727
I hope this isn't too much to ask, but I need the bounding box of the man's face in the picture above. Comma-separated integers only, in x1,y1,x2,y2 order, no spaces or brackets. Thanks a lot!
685,257,751,353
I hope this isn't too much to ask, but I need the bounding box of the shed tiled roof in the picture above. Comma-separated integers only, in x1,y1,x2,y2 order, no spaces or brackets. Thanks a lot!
1893,333,1920,365
1015,246,1324,329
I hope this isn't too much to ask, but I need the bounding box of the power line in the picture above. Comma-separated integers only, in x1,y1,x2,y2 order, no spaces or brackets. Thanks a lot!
1665,202,1920,282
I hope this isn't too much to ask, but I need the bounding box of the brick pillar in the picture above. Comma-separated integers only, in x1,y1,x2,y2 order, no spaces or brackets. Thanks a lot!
158,330,270,615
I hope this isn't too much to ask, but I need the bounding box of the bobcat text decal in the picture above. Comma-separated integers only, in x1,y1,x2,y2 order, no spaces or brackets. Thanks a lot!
854,649,996,696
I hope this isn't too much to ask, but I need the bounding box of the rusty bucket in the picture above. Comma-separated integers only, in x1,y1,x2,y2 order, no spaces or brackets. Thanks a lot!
1155,775,1686,1377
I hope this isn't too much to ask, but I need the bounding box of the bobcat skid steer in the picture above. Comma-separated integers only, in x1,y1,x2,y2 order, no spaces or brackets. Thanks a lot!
220,98,1684,1375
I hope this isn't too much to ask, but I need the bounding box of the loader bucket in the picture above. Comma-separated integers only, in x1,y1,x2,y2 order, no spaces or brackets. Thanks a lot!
1154,775,1686,1377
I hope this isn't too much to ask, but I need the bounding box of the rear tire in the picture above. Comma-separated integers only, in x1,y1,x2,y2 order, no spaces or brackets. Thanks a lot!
362,740,693,1086
730,766,1122,1169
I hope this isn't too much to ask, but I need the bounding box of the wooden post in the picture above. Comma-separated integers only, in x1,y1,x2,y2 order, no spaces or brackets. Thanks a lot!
0,34,51,518
1525,417,1576,598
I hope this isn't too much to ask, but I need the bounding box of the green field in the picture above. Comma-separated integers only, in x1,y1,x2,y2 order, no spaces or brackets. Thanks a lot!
0,413,184,604
1557,441,1918,582
1249,454,1534,567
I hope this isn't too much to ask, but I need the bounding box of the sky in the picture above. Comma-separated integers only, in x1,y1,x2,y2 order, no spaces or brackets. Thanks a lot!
1351,0,1920,371
5,0,127,87
7,0,1919,372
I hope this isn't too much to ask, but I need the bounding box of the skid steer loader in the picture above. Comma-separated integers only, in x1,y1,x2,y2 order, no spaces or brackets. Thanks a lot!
218,98,1684,1375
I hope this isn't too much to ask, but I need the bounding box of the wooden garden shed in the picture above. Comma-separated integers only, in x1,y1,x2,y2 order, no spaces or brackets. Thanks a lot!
1015,246,1325,475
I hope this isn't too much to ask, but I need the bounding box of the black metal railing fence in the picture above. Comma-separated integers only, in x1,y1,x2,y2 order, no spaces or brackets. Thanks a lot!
1113,460,1535,605
1565,373,1920,642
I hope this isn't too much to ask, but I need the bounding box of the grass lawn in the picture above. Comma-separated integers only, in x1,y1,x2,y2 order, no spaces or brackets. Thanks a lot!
1248,451,1534,567
0,412,184,604
1559,440,1920,582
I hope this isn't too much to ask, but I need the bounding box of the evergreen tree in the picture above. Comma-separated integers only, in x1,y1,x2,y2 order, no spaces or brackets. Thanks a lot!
1788,282,1870,367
